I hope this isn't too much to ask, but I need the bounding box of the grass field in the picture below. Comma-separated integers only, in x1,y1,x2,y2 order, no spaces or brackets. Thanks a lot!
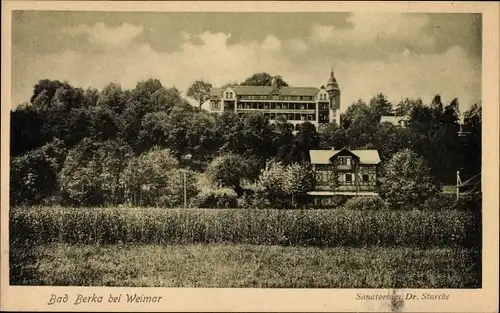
10,206,481,288
12,243,480,288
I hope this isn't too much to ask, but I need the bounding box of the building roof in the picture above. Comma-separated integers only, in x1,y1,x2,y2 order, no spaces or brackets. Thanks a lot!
210,86,319,98
380,115,410,124
458,173,481,188
309,149,381,165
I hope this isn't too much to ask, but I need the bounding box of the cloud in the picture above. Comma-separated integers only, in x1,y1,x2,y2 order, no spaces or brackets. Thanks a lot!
261,35,282,51
13,22,480,115
64,22,144,50
310,13,435,48
286,38,308,54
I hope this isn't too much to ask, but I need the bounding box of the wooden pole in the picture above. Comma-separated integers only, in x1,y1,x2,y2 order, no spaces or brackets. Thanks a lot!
183,171,187,209
456,170,460,201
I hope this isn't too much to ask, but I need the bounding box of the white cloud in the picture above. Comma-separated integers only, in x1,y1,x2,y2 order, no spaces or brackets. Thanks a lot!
13,23,480,115
64,22,144,50
261,35,282,51
286,38,308,54
310,13,435,48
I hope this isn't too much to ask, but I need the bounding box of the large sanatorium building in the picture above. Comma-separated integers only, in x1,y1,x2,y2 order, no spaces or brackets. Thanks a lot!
208,70,342,129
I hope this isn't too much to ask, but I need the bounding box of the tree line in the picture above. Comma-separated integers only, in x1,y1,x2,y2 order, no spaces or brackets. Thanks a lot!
10,73,481,208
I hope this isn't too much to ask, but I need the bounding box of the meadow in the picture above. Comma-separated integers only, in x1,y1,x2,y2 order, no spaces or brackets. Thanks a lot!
10,206,482,288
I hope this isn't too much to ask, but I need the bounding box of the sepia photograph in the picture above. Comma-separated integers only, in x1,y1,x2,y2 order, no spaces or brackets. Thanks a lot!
1,1,499,312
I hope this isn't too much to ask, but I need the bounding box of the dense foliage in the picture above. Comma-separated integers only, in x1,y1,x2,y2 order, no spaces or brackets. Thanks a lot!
10,75,481,207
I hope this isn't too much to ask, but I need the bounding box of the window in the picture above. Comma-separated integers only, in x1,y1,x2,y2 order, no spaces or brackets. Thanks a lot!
338,156,352,165
362,174,370,182
345,173,352,182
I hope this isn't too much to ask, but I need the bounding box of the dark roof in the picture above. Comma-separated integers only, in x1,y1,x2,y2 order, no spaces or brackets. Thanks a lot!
459,173,481,188
210,86,319,98
309,148,381,165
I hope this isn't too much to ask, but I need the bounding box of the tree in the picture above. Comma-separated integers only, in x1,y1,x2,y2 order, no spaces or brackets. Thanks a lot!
10,138,67,205
369,93,393,119
10,105,47,156
213,111,245,154
240,73,289,87
98,82,126,114
240,112,275,161
395,98,422,116
59,139,133,206
272,116,296,165
187,80,212,109
379,149,439,208
459,104,481,179
294,121,320,162
258,160,315,208
121,147,198,207
205,153,253,196
407,97,461,184
319,122,348,150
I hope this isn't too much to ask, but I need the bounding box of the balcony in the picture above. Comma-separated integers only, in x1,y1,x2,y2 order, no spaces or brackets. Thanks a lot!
337,164,352,171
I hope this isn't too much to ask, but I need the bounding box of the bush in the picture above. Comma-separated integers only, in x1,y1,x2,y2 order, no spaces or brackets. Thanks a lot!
191,188,238,208
379,149,439,208
259,160,315,208
11,206,480,248
420,194,456,211
343,196,387,210
453,192,482,211
238,182,271,208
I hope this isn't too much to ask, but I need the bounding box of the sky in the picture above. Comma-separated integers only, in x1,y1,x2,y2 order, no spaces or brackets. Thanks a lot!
11,11,482,113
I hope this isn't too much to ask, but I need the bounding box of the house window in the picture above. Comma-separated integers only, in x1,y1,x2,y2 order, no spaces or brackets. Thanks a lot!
362,174,369,182
345,173,352,182
338,156,352,165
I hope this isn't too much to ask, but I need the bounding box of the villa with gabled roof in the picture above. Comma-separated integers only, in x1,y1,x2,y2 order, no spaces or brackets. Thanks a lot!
308,147,381,198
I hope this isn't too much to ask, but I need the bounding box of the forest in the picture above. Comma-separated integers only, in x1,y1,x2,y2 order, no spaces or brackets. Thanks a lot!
10,73,482,209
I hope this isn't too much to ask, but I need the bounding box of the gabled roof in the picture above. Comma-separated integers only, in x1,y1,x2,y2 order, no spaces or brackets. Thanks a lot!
380,115,410,124
309,148,381,165
210,88,224,97
278,87,319,97
210,86,319,98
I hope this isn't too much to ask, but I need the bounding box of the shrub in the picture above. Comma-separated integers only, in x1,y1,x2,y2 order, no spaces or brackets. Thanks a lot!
259,160,315,208
191,188,238,208
421,194,456,211
379,149,439,208
11,206,480,249
453,192,482,211
238,182,270,208
307,195,351,209
343,196,387,210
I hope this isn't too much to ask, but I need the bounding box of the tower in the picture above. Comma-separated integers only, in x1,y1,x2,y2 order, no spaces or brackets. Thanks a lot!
325,69,341,124
326,69,340,110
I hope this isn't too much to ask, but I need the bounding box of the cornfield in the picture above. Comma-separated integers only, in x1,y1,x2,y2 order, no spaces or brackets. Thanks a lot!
10,206,481,248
